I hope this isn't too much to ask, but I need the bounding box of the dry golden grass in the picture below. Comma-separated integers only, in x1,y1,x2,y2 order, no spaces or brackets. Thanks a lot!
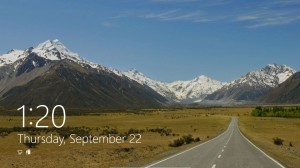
195,107,253,116
239,116,300,168
0,109,230,168
5,107,299,168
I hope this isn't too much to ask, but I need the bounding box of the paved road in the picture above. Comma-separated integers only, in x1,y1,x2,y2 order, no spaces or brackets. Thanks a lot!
145,117,285,168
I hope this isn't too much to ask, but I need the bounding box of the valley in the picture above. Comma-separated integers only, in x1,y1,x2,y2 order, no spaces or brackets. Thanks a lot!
0,40,299,168
0,40,299,108
239,116,300,168
1,107,299,167
0,109,230,168
1,1,299,168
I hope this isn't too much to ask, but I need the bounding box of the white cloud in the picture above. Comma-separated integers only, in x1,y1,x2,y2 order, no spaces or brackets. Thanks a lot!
237,15,258,21
144,10,201,21
107,0,300,29
143,10,179,20
142,10,218,22
234,8,300,28
248,15,300,28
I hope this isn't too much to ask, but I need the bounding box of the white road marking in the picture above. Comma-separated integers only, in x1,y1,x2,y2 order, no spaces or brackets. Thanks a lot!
218,155,221,158
222,149,224,152
212,164,216,168
237,123,285,168
225,129,234,145
144,118,233,168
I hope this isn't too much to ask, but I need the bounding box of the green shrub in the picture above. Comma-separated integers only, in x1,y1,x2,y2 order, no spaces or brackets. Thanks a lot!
0,132,9,138
273,137,284,145
194,137,201,142
127,128,144,134
169,138,184,147
169,135,200,147
251,106,300,118
113,147,134,153
56,127,90,139
182,134,194,144
102,128,118,135
118,133,128,141
147,127,172,136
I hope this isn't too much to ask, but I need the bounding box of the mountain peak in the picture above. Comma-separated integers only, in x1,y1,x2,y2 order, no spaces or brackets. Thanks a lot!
232,64,296,87
194,75,210,81
30,39,96,67
127,68,149,78
128,68,139,73
264,64,294,72
0,39,107,71
267,63,276,67
124,69,224,103
34,39,70,53
205,64,296,103
6,49,24,55
265,63,286,69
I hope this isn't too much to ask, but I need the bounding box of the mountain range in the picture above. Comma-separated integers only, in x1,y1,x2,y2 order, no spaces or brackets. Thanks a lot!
124,64,296,105
0,40,167,108
259,72,300,104
0,39,299,108
123,69,225,103
203,64,296,105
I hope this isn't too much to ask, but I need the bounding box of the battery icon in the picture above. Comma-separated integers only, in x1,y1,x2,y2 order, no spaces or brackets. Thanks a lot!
26,149,31,155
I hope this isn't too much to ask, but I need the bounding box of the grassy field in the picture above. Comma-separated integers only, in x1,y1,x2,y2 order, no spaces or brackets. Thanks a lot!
239,116,300,168
0,109,231,168
2,107,298,168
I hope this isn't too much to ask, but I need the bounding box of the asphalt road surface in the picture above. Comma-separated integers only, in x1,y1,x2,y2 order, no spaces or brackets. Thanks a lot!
145,117,285,168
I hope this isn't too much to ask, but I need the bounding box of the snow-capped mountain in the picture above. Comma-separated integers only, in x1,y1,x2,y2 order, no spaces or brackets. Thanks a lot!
228,64,295,88
32,39,93,65
0,39,93,67
0,49,26,67
204,64,296,104
0,39,167,108
123,69,177,101
124,64,296,104
0,39,123,76
259,72,300,104
124,69,224,103
0,39,297,106
168,76,225,103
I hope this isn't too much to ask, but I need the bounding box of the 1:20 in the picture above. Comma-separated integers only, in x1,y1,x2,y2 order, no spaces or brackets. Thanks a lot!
18,105,66,128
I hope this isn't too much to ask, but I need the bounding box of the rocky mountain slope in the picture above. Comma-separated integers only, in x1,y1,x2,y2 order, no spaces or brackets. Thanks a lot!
124,69,224,103
0,40,167,108
203,64,296,105
258,72,300,104
0,39,297,107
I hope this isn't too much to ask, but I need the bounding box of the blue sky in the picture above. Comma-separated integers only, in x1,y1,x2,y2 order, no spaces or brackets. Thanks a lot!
0,0,300,82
